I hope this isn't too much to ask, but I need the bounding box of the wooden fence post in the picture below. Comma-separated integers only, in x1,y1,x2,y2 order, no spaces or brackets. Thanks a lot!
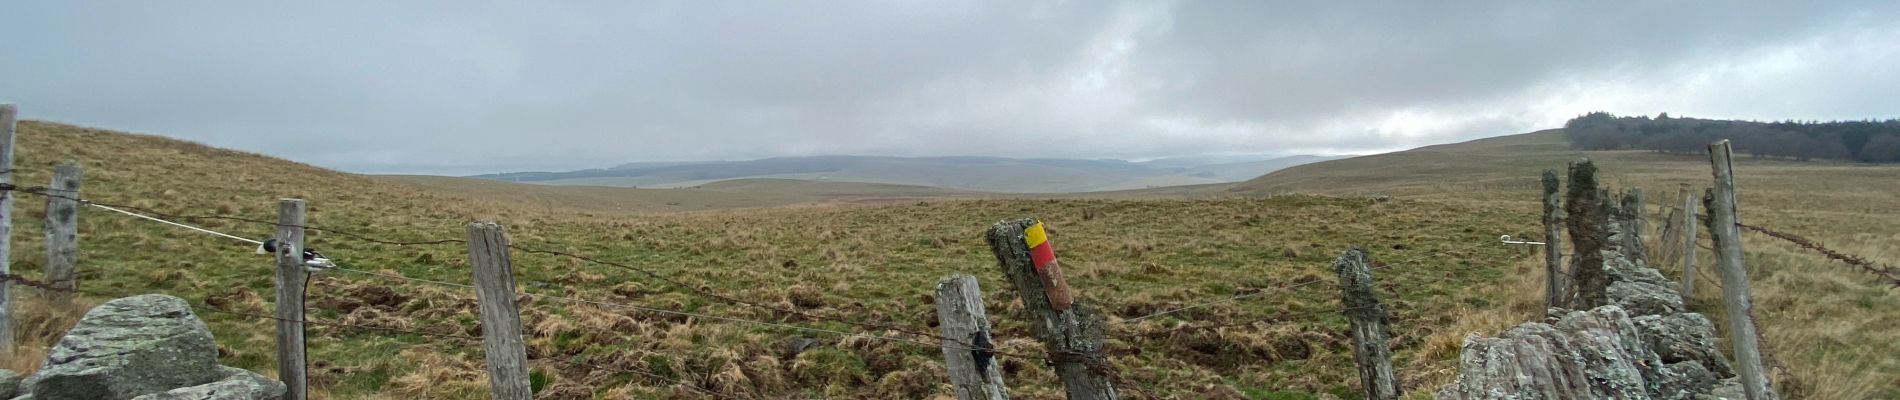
273,199,308,400
985,218,1117,400
1540,170,1565,310
44,163,82,305
467,221,532,400
1564,160,1611,309
1705,140,1775,400
935,275,1009,400
1680,184,1699,299
0,103,18,359
1333,248,1400,400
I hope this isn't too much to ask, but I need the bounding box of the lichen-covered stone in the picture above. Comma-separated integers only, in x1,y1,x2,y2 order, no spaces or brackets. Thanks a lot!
129,366,285,400
0,369,21,399
28,294,222,400
1634,314,1733,378
1608,280,1685,317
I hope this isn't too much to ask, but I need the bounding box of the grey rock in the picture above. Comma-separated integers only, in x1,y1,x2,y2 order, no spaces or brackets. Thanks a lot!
1608,280,1685,317
30,294,223,400
1435,306,1655,400
0,369,19,398
1652,361,1717,400
130,367,284,400
1634,314,1733,378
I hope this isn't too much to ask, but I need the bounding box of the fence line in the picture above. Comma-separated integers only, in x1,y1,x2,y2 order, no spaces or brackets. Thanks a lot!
0,175,1516,399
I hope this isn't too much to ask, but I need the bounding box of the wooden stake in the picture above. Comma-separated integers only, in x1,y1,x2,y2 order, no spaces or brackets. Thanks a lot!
1540,169,1565,310
0,104,16,360
467,221,532,400
986,218,1117,400
1706,140,1776,400
1680,184,1699,299
1334,248,1400,400
935,275,1009,400
273,199,308,400
44,163,82,305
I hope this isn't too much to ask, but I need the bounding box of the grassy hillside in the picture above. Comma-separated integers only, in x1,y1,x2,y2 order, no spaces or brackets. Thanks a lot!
493,154,1333,193
1237,130,1900,398
3,120,1537,399
378,176,980,213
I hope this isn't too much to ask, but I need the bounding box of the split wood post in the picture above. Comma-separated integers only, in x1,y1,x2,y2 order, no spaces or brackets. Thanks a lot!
1564,159,1611,309
44,163,82,305
467,221,532,400
1705,140,1775,400
1540,169,1565,310
985,218,1117,400
0,104,16,360
935,274,1009,400
1333,248,1400,400
272,199,309,400
1680,184,1699,299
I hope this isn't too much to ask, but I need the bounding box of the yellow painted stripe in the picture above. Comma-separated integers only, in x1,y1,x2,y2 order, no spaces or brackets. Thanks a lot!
1025,221,1049,247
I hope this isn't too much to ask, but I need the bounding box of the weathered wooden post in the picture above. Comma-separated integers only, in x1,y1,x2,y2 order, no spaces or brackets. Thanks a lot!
272,199,309,400
466,221,532,400
1540,169,1565,310
1618,189,1648,262
935,275,1009,400
985,218,1116,400
0,104,17,359
1564,159,1612,309
1680,184,1699,298
1333,248,1400,400
44,163,82,305
1705,140,1776,400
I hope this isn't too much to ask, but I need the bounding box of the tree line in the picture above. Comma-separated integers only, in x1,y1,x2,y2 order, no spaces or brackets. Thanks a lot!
1563,112,1900,163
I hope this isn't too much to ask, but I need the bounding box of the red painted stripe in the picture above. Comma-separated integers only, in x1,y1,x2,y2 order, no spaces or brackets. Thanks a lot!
1030,242,1056,271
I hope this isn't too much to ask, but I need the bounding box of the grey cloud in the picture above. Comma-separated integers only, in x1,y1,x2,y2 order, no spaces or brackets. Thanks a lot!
2,1,1895,175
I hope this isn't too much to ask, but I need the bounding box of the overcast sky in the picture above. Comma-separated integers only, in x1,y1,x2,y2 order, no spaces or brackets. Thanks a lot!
4,2,1897,175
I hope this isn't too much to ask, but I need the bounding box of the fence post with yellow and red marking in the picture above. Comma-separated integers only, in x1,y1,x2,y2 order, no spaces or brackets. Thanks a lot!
1022,220,1075,311
986,218,1118,400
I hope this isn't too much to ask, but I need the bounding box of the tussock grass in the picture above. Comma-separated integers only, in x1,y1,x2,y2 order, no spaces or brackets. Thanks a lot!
3,121,1539,398
1246,129,1900,399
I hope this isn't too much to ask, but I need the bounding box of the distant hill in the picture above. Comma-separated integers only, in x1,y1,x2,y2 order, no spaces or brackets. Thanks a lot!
473,154,1338,193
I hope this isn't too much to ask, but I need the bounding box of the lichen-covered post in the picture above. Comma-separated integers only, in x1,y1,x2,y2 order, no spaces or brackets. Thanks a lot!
1564,159,1611,309
1705,140,1776,400
1333,248,1400,400
44,162,82,305
1541,169,1565,310
1619,189,1648,262
935,275,1009,400
986,218,1117,400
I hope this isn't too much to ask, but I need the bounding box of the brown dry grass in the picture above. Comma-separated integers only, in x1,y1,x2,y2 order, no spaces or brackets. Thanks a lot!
1245,130,1900,399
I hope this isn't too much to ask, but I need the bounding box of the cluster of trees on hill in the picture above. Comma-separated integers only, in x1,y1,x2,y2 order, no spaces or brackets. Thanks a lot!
1563,112,1900,162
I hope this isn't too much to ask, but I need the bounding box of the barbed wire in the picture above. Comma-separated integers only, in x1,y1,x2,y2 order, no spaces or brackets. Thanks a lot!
0,183,464,247
1738,223,1900,287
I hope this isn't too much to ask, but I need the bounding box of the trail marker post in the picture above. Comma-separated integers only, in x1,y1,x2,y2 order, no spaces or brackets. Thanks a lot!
467,221,532,400
935,275,1009,400
986,219,1117,400
1705,140,1775,400
273,199,309,400
44,163,82,305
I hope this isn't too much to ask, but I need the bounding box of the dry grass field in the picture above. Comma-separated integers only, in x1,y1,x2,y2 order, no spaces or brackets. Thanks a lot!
5,120,1891,399
1239,130,1900,399
6,121,1533,399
